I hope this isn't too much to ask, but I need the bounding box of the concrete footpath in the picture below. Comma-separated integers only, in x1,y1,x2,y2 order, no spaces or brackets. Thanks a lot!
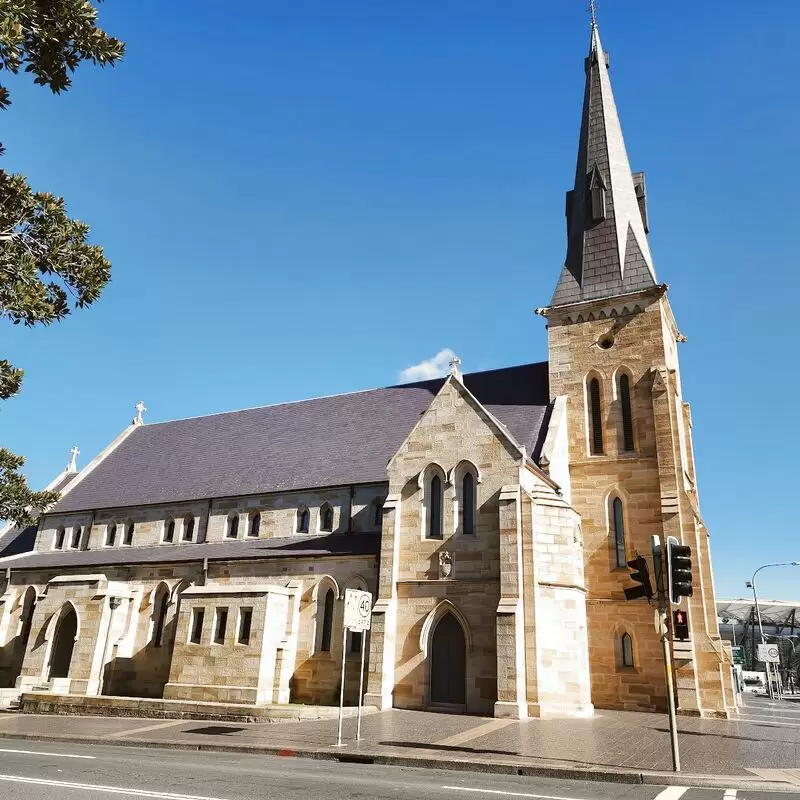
0,696,799,792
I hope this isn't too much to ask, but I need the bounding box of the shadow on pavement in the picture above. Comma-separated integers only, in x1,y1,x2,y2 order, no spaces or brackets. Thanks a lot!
656,727,791,744
378,740,647,771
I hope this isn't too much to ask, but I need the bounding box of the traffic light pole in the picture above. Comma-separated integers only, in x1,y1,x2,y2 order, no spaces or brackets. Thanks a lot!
652,536,680,772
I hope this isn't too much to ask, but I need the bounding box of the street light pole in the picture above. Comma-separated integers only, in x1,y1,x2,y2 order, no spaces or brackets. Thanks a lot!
747,562,799,701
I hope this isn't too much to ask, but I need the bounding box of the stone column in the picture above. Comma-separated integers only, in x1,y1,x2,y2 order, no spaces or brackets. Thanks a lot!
494,485,527,719
364,493,400,710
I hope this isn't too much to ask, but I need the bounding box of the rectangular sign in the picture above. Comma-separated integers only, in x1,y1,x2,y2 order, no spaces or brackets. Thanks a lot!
758,643,780,663
343,588,373,631
731,646,745,665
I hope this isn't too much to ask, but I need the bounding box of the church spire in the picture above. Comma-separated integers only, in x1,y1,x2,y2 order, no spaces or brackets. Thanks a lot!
550,19,657,307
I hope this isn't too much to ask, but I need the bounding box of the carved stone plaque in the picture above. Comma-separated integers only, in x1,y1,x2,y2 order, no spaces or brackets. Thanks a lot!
438,551,454,580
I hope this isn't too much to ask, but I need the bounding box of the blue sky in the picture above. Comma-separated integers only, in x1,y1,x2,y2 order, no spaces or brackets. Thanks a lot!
3,1,798,600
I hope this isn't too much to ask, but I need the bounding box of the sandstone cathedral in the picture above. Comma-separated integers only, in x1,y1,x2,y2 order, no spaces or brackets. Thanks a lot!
0,19,736,719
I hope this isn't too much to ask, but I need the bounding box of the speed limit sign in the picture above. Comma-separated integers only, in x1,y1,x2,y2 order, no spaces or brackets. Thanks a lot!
343,588,373,632
758,643,780,663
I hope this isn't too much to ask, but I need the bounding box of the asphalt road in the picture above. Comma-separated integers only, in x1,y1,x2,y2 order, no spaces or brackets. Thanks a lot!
0,739,795,800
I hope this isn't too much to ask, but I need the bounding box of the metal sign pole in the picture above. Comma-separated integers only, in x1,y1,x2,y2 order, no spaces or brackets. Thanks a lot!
356,632,367,741
335,625,348,747
652,535,680,772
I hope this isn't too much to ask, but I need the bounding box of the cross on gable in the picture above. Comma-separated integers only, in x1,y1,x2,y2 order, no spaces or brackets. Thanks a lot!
134,401,147,425
67,446,80,472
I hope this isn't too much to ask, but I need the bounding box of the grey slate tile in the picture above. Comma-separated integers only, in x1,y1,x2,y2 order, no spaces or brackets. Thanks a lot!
51,363,551,514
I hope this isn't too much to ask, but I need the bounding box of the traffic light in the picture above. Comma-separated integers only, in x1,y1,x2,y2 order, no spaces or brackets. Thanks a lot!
624,555,654,601
673,609,689,641
667,538,693,603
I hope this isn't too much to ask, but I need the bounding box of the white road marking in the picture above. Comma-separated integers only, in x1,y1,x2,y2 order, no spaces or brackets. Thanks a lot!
723,790,737,799
442,787,592,800
0,748,96,760
652,789,689,800
0,773,231,800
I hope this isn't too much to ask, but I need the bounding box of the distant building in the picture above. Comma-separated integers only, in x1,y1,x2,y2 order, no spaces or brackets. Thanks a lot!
0,17,736,718
718,599,800,676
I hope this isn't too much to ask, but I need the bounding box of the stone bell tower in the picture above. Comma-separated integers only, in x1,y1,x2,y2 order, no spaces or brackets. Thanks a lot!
536,20,736,716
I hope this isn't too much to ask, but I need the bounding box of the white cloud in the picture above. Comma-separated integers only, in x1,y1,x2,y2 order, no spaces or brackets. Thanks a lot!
399,348,456,383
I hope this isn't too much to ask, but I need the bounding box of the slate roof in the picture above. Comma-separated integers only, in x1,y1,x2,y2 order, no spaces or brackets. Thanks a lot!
0,524,38,559
51,362,551,514
551,23,657,307
3,532,381,571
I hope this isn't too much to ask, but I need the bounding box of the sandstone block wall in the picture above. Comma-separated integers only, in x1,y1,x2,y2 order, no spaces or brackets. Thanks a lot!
165,584,291,705
0,551,377,707
546,289,729,716
36,485,387,555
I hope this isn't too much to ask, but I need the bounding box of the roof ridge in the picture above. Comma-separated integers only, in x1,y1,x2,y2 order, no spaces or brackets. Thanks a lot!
141,361,548,428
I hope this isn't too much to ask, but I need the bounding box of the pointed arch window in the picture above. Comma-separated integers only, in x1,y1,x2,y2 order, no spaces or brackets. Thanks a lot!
297,507,310,534
182,516,195,542
462,472,476,535
248,512,261,538
428,474,443,539
152,587,169,648
226,515,239,539
55,527,66,550
320,504,333,532
123,523,134,546
619,373,634,452
612,496,626,568
70,526,82,549
163,520,175,544
321,589,334,652
372,499,383,528
588,377,604,455
105,523,117,547
621,632,634,667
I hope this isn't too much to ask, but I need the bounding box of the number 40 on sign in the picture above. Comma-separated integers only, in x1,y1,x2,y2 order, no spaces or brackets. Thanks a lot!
343,588,372,632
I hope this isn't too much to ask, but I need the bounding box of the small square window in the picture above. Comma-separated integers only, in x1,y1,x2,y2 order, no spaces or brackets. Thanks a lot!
214,608,228,644
190,608,205,644
238,608,253,645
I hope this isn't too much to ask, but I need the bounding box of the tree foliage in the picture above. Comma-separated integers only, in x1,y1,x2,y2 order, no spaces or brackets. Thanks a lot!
0,0,123,525
0,448,59,525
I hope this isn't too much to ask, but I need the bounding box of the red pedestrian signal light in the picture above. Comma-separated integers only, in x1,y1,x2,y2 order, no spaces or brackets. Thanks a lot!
673,610,689,641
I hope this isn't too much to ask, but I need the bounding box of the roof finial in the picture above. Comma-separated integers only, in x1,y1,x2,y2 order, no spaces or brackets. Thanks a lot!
589,0,598,29
448,354,462,381
66,446,79,473
133,400,147,426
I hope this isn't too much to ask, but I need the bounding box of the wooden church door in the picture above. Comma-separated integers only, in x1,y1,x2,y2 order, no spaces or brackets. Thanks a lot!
430,613,466,706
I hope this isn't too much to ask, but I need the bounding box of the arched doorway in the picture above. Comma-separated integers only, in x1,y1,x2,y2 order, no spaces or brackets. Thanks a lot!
430,613,466,706
49,608,78,679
